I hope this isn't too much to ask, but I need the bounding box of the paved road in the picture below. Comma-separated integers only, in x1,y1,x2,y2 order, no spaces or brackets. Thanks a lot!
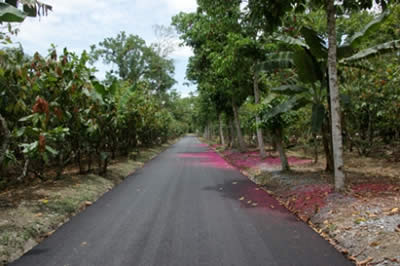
11,136,352,266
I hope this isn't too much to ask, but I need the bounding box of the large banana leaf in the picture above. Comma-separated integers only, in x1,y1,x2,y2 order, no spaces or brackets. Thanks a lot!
293,49,323,84
274,34,309,49
338,9,390,59
300,27,327,60
256,52,294,72
342,40,400,62
264,95,310,121
0,3,25,22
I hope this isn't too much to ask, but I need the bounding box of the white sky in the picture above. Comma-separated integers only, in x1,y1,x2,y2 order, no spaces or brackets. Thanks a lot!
11,0,197,97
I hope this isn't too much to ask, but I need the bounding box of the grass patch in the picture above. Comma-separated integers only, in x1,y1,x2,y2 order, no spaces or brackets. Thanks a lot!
44,198,76,215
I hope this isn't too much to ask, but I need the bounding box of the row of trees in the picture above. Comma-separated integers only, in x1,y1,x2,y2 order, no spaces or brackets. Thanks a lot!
173,0,400,189
0,2,191,185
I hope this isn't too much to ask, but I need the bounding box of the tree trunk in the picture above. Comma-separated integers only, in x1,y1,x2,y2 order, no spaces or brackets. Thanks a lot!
232,99,246,152
218,114,225,146
322,117,334,172
0,113,10,173
102,157,109,175
313,133,319,164
274,129,290,171
327,0,345,190
229,119,236,148
253,70,267,158
17,159,29,182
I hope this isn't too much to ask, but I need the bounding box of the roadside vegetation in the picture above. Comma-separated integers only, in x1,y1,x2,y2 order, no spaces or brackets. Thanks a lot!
172,0,400,190
0,1,191,263
173,1,400,264
0,1,193,186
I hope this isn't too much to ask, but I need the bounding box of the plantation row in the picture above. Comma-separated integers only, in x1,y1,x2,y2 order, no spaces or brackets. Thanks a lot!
173,1,400,189
0,45,191,184
0,1,193,185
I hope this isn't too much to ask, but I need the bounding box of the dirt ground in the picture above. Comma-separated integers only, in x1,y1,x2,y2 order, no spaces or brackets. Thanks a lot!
209,143,400,266
0,141,176,265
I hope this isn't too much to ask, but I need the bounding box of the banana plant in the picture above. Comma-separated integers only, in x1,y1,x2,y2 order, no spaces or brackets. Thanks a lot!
0,0,51,22
259,94,302,171
265,9,399,128
258,8,400,170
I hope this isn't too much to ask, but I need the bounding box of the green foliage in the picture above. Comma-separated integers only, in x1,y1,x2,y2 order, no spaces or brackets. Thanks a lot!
90,32,176,94
0,45,189,182
177,0,400,173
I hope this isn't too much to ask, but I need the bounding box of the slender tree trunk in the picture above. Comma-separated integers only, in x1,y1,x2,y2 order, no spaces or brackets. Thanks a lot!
229,119,236,148
327,0,345,190
219,114,225,146
227,120,232,147
274,129,290,171
102,157,109,175
232,99,246,152
322,117,334,171
0,113,10,173
17,159,29,182
253,70,267,158
313,134,319,164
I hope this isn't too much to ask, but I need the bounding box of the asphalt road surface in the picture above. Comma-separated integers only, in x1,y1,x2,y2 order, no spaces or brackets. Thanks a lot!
11,136,352,266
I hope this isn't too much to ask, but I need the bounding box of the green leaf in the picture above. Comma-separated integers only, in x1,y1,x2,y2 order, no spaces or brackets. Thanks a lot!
5,0,18,7
45,145,58,156
19,114,35,122
20,141,38,154
14,127,26,137
293,49,322,84
92,81,107,96
300,27,327,59
257,52,294,72
343,9,390,49
23,4,37,17
264,96,309,120
338,9,390,59
0,3,26,23
274,34,309,49
342,40,400,62
108,80,119,96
